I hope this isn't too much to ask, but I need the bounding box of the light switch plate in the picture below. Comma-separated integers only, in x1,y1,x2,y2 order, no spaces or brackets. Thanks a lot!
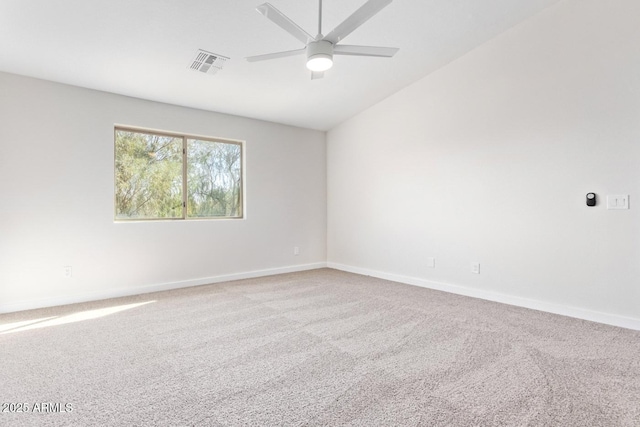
607,195,629,210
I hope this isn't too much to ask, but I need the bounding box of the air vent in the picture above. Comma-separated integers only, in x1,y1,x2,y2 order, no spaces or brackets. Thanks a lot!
190,50,228,75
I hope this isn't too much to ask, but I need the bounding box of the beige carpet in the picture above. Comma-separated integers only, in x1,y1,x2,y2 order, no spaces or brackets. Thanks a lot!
1,268,639,426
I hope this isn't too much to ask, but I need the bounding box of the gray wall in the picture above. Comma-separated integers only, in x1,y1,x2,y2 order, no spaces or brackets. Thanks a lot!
0,72,327,311
327,0,640,327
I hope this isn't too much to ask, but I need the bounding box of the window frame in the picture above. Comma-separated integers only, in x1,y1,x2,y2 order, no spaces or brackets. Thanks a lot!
114,126,244,222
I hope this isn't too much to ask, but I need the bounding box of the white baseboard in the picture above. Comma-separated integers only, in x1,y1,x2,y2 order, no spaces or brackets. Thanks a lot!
0,262,327,314
6,261,639,331
327,262,640,331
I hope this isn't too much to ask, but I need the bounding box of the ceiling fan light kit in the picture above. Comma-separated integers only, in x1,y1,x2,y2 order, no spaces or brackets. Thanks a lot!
246,0,399,79
306,40,333,71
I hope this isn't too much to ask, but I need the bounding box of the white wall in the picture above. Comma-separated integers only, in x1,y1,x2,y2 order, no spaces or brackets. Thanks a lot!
327,0,640,327
0,72,326,312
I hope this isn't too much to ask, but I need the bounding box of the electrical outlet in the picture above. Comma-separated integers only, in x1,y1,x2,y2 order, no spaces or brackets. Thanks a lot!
427,257,435,268
63,266,73,278
471,263,480,274
293,246,300,256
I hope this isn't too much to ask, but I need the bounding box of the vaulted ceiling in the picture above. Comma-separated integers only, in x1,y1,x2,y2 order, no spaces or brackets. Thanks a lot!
0,0,561,130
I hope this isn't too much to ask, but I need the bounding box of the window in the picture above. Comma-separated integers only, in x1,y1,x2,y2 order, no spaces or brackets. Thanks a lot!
115,127,243,220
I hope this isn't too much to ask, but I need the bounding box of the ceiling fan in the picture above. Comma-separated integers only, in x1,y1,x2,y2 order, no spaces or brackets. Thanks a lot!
245,0,399,79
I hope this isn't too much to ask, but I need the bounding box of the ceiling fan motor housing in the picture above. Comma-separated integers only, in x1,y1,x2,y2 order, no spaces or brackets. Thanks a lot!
306,40,334,71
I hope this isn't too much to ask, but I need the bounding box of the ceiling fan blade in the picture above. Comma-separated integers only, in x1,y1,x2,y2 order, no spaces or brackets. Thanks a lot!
311,71,325,80
256,3,314,45
245,48,305,62
334,45,399,57
324,0,393,44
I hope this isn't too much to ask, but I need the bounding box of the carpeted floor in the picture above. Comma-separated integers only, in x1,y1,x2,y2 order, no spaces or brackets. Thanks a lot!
1,268,639,426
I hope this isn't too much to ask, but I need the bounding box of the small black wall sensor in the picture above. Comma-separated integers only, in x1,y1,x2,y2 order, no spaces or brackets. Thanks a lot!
586,193,596,206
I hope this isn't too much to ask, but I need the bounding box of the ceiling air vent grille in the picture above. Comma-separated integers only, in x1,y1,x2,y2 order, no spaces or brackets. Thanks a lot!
190,50,228,75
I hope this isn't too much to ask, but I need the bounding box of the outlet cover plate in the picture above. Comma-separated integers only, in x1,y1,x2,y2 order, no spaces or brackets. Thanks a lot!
471,263,480,274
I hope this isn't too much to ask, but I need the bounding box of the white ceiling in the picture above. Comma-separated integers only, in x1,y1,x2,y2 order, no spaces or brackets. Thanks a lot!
0,0,561,131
